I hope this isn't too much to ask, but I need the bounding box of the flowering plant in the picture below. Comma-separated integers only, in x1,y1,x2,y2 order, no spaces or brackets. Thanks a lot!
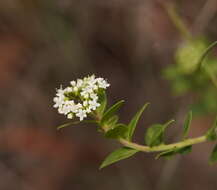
53,75,110,121
54,42,217,169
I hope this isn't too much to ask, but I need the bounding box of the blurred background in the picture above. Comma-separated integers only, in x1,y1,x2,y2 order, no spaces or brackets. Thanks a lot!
0,0,217,189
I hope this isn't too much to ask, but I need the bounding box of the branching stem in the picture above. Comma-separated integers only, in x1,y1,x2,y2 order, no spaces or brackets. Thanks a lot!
101,124,207,153
118,136,207,153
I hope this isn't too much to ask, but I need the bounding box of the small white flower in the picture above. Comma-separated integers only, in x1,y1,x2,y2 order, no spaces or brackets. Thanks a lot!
89,100,100,110
67,113,73,119
76,79,83,88
58,107,65,114
80,90,89,99
73,86,78,92
90,93,98,101
85,107,92,113
65,87,73,92
96,78,110,89
53,74,110,121
76,109,87,121
70,81,76,86
56,88,65,99
53,96,64,108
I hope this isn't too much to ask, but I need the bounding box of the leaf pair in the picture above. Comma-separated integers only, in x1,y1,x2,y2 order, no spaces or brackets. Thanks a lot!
144,119,175,147
100,100,124,126
100,103,149,169
103,102,149,139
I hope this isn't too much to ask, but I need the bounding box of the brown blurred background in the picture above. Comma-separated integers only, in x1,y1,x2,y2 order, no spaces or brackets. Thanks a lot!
0,0,217,189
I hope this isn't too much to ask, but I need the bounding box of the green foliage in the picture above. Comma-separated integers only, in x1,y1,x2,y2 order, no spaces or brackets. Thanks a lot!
100,147,138,169
126,103,149,141
105,115,119,128
183,111,192,139
206,117,217,141
100,100,124,125
176,39,208,74
55,39,217,169
105,124,128,139
144,120,174,147
96,91,107,117
163,38,217,115
209,144,217,164
155,149,175,160
155,145,192,160
57,120,98,130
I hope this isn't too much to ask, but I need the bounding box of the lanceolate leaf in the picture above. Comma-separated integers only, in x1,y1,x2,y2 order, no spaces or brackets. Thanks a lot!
209,144,217,164
177,145,192,155
155,149,176,160
145,120,174,147
155,145,192,160
145,124,164,147
105,124,128,139
101,100,125,125
100,147,138,169
126,103,149,141
96,91,107,116
206,116,217,141
106,115,119,128
183,111,192,139
57,120,98,130
57,121,80,130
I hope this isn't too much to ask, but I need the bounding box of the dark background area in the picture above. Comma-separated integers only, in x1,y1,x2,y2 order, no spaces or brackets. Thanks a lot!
0,0,217,189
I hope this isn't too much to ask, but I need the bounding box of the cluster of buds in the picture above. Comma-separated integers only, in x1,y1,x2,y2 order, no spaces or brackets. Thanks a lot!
53,75,110,121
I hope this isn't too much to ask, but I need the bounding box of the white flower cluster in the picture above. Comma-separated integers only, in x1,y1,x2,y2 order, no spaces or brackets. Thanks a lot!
53,75,110,121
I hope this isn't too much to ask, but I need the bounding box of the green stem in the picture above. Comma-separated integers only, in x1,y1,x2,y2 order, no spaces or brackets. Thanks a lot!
198,40,217,68
118,136,207,153
101,124,207,153
197,40,217,88
163,2,192,40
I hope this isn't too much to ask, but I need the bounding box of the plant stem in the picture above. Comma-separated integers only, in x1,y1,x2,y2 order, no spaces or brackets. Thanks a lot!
118,136,207,153
197,40,217,89
163,2,192,40
101,124,207,153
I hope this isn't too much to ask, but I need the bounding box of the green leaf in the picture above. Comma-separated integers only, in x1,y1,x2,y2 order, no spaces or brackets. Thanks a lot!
145,120,174,147
206,116,217,141
57,120,98,130
106,115,119,128
101,100,125,125
96,91,107,116
155,145,192,160
100,147,138,169
126,103,149,141
145,124,164,147
105,124,128,139
57,121,80,130
209,144,217,164
176,145,192,155
183,111,192,139
155,149,176,160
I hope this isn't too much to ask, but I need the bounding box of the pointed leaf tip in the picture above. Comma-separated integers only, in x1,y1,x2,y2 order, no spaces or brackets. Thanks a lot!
206,116,217,141
126,103,149,141
57,121,80,130
101,100,125,125
145,119,174,147
183,111,192,139
209,144,217,164
99,147,138,169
